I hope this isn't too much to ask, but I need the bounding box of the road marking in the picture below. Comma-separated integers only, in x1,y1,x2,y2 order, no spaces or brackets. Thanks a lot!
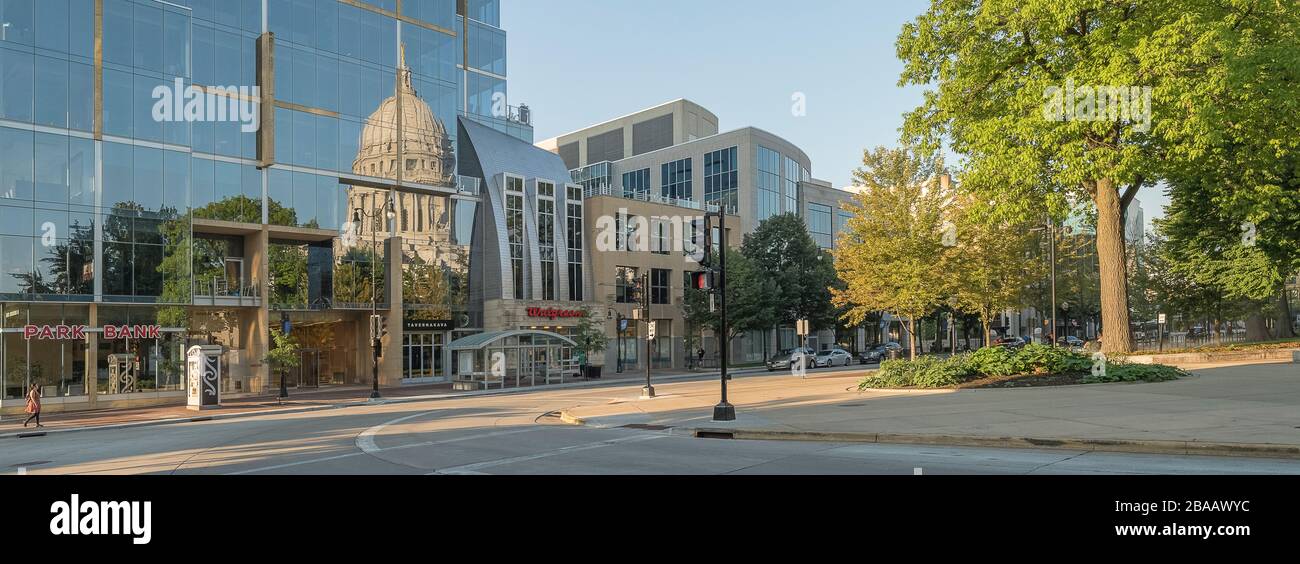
228,427,539,475
357,411,442,454
429,433,666,475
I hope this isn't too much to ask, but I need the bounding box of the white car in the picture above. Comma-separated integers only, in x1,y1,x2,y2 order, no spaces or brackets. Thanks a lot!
814,349,852,367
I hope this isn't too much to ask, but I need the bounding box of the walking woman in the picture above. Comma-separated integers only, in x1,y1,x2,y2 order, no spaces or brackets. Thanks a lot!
23,383,42,428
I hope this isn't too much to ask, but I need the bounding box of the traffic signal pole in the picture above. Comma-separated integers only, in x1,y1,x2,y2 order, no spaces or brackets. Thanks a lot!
713,210,735,421
642,271,655,399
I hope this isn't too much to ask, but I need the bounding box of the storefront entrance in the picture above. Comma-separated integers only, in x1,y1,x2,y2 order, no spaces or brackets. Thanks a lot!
402,332,446,383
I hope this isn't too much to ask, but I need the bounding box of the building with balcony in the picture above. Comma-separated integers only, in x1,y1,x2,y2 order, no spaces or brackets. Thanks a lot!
540,100,863,368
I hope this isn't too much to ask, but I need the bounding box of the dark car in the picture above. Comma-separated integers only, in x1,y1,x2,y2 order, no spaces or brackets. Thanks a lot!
767,347,816,371
993,336,1025,350
858,342,903,364
1056,335,1085,349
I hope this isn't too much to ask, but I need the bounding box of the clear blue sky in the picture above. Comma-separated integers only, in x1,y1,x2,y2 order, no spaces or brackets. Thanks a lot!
501,0,1167,231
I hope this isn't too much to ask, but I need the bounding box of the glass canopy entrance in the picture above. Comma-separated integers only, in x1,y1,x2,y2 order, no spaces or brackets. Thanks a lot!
449,330,579,390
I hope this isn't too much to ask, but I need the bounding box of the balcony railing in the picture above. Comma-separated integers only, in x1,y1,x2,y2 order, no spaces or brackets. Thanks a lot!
193,278,262,307
457,175,482,196
582,185,719,212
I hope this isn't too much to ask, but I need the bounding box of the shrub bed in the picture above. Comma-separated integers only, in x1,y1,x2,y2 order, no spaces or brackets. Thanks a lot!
859,345,1182,390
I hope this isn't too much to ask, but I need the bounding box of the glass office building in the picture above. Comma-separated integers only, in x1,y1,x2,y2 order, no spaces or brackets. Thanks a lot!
0,0,537,412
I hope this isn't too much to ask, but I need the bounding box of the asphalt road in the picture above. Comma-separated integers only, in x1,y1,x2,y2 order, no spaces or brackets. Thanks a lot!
4,367,1300,475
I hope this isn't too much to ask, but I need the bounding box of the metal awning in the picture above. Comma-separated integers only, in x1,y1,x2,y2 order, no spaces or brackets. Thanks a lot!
448,330,576,351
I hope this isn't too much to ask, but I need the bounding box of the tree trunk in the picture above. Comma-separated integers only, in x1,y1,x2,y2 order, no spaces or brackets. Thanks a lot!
1094,179,1134,353
982,318,991,349
1246,313,1271,341
1278,290,1296,339
908,317,917,360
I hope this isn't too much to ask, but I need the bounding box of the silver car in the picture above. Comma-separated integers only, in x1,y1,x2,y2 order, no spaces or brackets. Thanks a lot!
814,348,852,367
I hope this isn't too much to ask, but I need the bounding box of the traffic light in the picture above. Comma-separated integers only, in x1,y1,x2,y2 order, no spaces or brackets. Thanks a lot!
689,271,713,291
700,215,714,269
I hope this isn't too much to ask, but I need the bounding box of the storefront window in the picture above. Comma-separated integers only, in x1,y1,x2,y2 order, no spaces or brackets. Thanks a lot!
1,304,89,400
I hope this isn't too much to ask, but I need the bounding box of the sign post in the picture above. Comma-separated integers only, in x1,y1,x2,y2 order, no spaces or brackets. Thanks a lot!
186,345,224,411
1158,313,1167,352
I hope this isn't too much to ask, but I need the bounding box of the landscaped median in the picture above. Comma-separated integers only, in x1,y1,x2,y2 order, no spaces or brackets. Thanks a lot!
858,344,1190,390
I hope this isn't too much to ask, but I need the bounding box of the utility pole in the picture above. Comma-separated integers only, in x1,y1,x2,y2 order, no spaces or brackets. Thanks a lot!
642,271,655,398
712,210,734,421
1050,219,1058,347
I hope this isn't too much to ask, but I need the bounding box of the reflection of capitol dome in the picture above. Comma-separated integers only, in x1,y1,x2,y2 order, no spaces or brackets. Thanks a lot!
353,49,455,186
346,47,456,262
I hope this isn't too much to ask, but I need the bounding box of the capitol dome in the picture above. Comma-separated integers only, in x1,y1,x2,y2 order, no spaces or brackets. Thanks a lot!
352,51,455,187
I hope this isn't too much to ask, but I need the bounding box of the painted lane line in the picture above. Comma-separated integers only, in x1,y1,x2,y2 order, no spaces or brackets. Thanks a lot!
429,433,666,475
357,411,442,454
228,428,540,475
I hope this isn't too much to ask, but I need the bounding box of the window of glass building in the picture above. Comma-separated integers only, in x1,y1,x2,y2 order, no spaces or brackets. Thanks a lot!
1,304,91,400
704,146,738,215
784,156,804,214
808,202,833,250
661,158,692,202
463,0,501,26
756,146,782,221
505,175,524,299
538,182,556,301
466,18,506,77
566,185,584,301
622,168,649,199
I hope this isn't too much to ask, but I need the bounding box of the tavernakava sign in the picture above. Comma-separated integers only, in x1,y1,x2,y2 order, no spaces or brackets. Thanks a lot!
22,324,164,341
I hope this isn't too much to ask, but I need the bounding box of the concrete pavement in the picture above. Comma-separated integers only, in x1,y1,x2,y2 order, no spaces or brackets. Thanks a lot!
5,380,1300,475
560,360,1300,457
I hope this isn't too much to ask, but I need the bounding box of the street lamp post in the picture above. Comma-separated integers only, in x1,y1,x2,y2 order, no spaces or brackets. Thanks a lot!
353,195,395,400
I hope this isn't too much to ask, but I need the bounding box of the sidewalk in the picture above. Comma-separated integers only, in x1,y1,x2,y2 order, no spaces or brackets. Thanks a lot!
560,360,1300,458
0,364,774,438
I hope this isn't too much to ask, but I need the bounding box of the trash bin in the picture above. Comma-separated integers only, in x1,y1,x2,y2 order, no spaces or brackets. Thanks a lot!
585,365,602,380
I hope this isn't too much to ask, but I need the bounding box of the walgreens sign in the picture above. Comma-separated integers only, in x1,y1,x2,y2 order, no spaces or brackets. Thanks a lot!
525,308,585,320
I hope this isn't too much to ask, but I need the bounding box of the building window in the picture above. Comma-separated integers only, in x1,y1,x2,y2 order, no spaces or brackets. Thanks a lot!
651,218,670,255
616,266,639,304
622,168,650,199
616,212,641,252
506,175,525,299
661,158,692,202
704,147,738,215
757,146,781,221
835,209,853,244
808,203,833,250
566,185,584,301
651,268,670,305
538,181,556,301
784,156,805,214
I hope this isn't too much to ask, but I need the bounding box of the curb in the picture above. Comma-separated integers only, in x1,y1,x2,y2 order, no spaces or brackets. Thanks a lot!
685,428,1300,459
0,364,817,440
555,411,1300,460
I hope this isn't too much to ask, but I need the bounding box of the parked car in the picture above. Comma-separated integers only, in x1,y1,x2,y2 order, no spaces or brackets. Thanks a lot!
859,342,903,364
766,347,816,371
814,348,853,368
1056,335,1085,349
993,336,1025,350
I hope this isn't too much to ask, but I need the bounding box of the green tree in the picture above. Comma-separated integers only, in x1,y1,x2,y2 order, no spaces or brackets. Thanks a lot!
833,146,952,359
739,213,839,358
264,328,301,395
897,0,1298,353
949,197,1044,345
571,306,609,368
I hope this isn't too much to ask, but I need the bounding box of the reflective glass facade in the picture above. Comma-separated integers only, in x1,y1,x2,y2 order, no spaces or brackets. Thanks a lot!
0,0,527,406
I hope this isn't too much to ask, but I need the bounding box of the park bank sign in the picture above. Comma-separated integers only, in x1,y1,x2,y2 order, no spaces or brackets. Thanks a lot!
22,325,163,340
